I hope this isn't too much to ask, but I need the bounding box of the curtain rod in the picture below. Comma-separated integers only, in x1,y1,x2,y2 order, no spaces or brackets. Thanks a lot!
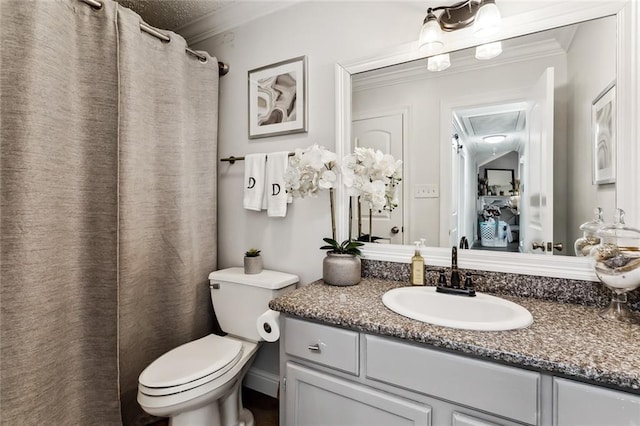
80,0,229,76
220,153,295,165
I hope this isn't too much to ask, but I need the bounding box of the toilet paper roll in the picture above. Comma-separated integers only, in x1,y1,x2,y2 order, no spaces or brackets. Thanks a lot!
257,309,280,342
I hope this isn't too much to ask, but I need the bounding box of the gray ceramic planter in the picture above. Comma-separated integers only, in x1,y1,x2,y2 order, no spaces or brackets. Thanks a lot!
244,256,263,274
323,252,361,286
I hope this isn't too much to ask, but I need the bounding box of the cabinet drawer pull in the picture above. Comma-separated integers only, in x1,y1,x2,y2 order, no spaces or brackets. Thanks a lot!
308,343,321,352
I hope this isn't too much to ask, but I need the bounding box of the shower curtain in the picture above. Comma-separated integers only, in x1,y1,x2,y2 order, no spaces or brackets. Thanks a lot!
1,1,218,424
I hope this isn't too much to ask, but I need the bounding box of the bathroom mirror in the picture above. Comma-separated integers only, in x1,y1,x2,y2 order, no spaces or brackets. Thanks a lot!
335,1,639,280
352,16,617,255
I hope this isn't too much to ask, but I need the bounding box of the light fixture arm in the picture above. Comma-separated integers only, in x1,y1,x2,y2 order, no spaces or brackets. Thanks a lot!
428,0,482,32
424,0,498,32
418,0,501,64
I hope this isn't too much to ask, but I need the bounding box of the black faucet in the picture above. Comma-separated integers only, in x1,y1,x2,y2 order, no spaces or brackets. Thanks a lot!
435,246,476,297
459,236,469,249
450,246,461,287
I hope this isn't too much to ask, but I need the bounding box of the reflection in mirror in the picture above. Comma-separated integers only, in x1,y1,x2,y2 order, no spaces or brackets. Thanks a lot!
351,15,617,256
484,169,515,196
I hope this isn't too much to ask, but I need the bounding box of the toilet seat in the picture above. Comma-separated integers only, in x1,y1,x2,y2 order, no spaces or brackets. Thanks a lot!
139,334,243,396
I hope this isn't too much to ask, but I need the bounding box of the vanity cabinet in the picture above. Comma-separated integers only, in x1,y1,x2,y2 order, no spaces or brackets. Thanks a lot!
279,316,640,426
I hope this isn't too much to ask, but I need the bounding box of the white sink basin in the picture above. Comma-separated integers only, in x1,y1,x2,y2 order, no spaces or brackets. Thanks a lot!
382,286,533,331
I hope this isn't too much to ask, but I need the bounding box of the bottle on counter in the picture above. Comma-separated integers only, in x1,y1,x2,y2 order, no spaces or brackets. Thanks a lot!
410,241,425,286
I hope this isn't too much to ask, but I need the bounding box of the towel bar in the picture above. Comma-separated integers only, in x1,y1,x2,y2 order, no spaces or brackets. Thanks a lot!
220,152,295,165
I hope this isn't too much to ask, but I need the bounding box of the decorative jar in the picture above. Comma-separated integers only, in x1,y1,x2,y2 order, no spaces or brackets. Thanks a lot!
574,207,604,256
590,209,640,323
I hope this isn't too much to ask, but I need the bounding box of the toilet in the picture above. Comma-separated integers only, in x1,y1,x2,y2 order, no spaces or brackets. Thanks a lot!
137,267,298,426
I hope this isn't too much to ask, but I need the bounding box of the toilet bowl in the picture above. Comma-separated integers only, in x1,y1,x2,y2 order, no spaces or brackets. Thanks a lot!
137,267,298,426
138,335,259,426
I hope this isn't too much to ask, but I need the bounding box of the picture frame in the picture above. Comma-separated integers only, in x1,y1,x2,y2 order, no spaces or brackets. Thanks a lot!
485,168,515,196
248,56,308,139
592,81,616,185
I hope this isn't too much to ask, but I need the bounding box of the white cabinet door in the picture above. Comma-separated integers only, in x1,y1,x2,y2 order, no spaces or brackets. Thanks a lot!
285,362,431,426
554,378,640,426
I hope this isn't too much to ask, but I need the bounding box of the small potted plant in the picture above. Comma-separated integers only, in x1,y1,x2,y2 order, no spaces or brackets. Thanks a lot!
244,248,262,275
320,238,364,286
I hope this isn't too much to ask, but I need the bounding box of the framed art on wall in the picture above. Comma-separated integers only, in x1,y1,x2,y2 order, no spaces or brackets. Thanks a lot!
248,56,308,139
592,81,616,185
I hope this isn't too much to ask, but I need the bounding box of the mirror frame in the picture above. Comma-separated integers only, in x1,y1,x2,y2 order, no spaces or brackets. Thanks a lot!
334,1,638,281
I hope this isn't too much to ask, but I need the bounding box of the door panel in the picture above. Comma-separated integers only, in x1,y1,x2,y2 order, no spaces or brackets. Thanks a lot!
352,114,404,244
522,67,554,255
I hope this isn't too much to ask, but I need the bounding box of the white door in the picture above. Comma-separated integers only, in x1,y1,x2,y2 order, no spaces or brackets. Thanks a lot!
450,137,465,247
521,67,554,254
352,114,404,244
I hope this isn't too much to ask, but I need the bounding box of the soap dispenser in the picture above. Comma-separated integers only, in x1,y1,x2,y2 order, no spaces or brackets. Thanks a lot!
410,241,425,285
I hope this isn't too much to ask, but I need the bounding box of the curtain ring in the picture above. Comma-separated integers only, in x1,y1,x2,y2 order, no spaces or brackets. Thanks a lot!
82,0,103,10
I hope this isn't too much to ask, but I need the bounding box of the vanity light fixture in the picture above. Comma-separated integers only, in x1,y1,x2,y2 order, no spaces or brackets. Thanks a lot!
418,0,502,70
427,53,451,71
418,9,444,55
475,41,503,60
472,0,502,37
484,134,506,143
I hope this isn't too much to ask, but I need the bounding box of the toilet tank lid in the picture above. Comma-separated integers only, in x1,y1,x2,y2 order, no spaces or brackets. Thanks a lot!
209,267,299,289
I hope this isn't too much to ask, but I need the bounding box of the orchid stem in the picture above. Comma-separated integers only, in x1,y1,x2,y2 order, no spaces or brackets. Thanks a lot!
329,187,336,241
348,197,353,241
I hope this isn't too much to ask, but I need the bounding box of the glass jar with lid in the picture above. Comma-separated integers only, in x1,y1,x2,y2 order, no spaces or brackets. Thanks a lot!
590,209,640,323
574,207,604,256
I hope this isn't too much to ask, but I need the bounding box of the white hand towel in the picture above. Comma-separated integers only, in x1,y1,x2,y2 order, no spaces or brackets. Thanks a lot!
505,224,514,243
266,151,290,217
243,153,266,211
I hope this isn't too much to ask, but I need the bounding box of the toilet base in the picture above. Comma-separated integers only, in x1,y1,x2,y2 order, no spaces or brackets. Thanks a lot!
239,408,255,426
166,383,254,426
169,402,220,426
167,406,253,426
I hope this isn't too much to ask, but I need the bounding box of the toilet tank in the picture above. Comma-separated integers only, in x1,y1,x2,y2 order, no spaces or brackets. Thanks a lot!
208,267,298,342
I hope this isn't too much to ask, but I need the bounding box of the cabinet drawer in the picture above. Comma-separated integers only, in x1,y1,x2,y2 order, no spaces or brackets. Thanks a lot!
553,378,640,425
284,317,359,375
365,335,540,425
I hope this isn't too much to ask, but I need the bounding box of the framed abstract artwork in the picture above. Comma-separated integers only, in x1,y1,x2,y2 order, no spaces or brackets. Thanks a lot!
592,81,616,184
248,56,308,139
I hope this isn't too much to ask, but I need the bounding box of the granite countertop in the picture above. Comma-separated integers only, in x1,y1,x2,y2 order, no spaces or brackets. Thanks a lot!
269,278,640,393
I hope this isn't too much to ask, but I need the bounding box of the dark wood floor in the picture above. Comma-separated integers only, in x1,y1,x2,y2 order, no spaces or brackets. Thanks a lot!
149,387,278,426
243,387,279,426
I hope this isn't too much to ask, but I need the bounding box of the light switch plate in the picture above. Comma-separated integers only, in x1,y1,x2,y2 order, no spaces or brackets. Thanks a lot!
414,184,439,198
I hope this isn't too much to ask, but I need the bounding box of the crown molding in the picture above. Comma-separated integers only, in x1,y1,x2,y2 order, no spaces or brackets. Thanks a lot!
177,1,299,45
